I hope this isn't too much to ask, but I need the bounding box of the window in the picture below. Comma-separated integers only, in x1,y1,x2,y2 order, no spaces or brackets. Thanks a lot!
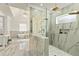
0,16,4,34
56,14,76,24
19,24,27,31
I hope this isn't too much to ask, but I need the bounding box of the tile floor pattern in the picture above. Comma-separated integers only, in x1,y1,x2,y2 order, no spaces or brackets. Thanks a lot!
49,45,71,56
0,39,71,56
0,39,30,56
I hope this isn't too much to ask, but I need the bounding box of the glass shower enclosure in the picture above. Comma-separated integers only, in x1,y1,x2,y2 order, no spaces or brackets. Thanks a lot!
29,6,50,37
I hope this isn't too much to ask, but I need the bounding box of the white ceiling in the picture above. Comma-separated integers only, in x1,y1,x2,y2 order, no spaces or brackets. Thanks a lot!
29,3,71,10
0,3,72,17
8,3,29,10
5,3,72,11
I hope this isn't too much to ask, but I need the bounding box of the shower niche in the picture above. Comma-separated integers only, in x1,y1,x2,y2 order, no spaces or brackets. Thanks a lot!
59,29,70,34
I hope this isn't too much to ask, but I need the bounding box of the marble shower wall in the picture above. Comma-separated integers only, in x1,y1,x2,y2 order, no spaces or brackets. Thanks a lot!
51,4,79,56
54,21,79,56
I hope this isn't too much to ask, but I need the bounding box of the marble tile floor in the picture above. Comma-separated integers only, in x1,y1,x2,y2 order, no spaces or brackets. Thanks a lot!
49,45,71,56
0,39,71,56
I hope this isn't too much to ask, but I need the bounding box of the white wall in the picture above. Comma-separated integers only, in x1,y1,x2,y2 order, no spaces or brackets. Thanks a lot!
9,6,30,32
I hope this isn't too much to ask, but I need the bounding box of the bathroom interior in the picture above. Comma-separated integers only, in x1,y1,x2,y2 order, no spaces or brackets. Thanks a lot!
0,3,79,56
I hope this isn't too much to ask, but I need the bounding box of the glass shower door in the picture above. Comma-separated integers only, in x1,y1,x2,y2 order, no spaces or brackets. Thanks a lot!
31,7,47,36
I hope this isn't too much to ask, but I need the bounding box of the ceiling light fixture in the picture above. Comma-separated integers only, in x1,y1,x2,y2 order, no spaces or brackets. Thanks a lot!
51,4,61,13
52,4,60,11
